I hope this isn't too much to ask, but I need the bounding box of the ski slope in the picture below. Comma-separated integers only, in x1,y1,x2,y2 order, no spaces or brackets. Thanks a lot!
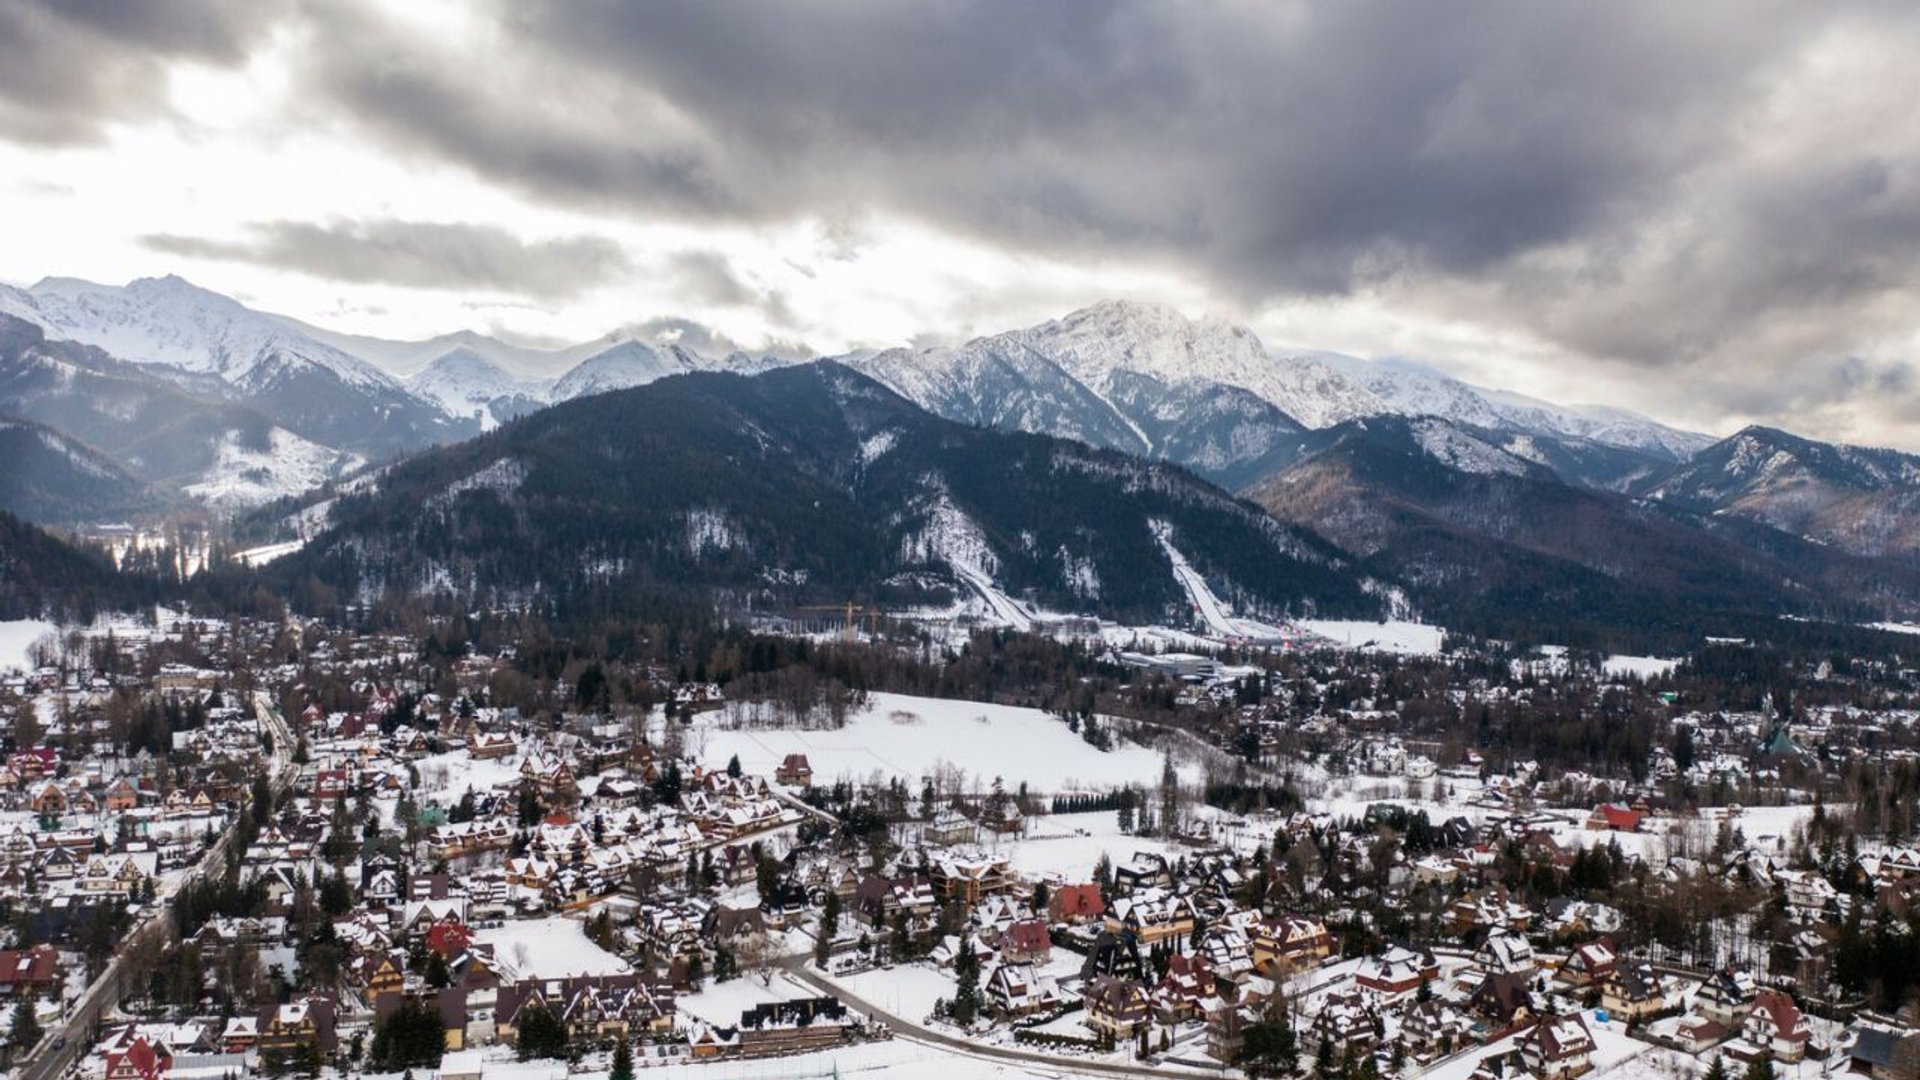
1152,523,1288,641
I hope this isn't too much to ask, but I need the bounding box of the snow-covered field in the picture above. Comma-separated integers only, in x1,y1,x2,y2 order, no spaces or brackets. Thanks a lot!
692,692,1182,794
472,917,629,980
999,810,1187,879
0,619,55,673
1604,654,1681,679
412,748,528,806
1297,619,1447,654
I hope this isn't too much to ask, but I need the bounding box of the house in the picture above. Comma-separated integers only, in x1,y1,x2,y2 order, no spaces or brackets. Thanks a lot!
774,754,813,786
1150,954,1215,1024
988,963,1064,1017
0,944,61,997
1253,915,1333,975
1000,919,1052,965
467,732,516,760
1743,989,1811,1063
1312,989,1380,1046
1561,941,1617,987
736,997,853,1058
1696,968,1758,1027
1849,1027,1920,1080
1403,1000,1472,1065
1519,1013,1596,1080
1475,930,1536,977
256,996,338,1057
1356,945,1438,996
1600,964,1666,1021
1048,883,1106,925
1084,976,1151,1041
1585,804,1642,833
923,806,976,846
1674,1018,1733,1055
1105,889,1193,945
103,1036,172,1080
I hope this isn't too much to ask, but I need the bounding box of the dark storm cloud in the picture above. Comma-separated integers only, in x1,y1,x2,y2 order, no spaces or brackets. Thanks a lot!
297,2,1836,292
142,219,631,300
0,0,287,144
17,0,1920,440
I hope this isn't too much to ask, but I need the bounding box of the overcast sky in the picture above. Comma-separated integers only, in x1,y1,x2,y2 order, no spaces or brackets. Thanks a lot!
6,1,1920,447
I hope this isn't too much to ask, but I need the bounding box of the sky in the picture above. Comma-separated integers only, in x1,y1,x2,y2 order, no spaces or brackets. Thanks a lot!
6,0,1920,447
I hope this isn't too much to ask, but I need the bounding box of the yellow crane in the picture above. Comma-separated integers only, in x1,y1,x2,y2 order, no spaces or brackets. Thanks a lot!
798,602,881,643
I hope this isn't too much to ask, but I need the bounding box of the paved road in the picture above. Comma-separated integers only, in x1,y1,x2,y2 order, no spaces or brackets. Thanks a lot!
14,691,295,1080
778,956,1225,1079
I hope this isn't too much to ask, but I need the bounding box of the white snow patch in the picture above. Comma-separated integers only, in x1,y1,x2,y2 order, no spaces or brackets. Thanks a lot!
1411,418,1532,476
472,917,631,981
181,427,357,507
1604,655,1680,679
0,620,57,674
693,692,1182,794
685,507,739,556
1296,619,1447,655
859,429,898,464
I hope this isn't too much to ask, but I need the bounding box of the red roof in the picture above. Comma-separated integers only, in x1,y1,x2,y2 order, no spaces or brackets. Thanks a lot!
425,918,473,959
1005,919,1051,955
0,945,58,987
1593,804,1642,831
1053,884,1106,918
106,1037,170,1080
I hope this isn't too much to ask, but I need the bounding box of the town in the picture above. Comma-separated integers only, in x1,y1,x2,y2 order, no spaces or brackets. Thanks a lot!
0,608,1915,1080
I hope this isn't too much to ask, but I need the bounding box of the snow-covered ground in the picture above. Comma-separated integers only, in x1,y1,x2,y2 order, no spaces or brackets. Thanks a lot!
233,539,307,566
692,692,1185,794
1296,618,1447,654
472,917,629,980
0,619,55,673
1604,654,1681,679
1000,810,1187,879
406,1037,1088,1080
412,748,529,806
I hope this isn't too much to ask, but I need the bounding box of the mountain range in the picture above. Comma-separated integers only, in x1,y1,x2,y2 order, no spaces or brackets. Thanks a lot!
9,275,1920,644
271,362,1378,626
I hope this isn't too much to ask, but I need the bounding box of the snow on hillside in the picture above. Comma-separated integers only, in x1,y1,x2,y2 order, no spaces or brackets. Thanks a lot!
692,692,1185,794
900,493,1035,630
181,428,358,507
10,275,405,391
1411,417,1533,476
1153,521,1288,640
407,347,549,429
1024,300,1385,430
548,341,704,400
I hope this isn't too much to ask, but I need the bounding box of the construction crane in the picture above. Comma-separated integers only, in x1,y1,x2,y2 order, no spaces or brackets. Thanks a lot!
798,602,882,643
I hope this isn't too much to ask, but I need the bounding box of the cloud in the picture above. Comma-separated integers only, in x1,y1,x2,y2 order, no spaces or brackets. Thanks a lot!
666,251,754,307
623,315,813,361
142,218,632,299
0,0,287,144
12,0,1920,443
